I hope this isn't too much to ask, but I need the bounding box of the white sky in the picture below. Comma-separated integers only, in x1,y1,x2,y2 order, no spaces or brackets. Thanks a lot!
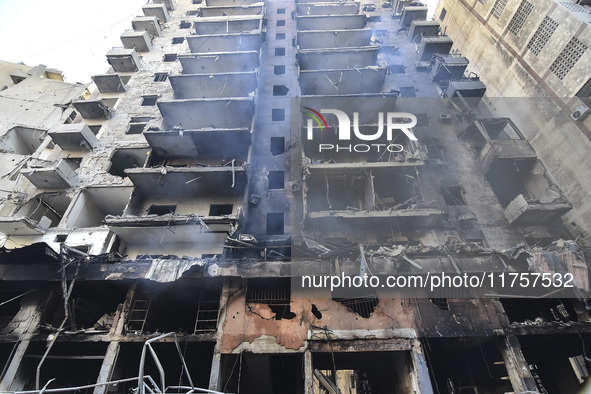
0,0,148,84
0,0,440,84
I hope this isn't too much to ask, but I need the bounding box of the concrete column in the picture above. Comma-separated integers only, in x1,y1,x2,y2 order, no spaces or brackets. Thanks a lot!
94,342,121,394
497,335,538,393
304,349,314,394
94,284,135,394
410,339,434,394
2,293,45,391
209,279,231,391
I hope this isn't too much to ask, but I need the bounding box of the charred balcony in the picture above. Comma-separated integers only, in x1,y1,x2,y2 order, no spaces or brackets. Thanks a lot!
460,119,572,225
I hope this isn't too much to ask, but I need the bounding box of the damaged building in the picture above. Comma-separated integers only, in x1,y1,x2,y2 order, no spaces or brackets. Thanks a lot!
0,0,591,393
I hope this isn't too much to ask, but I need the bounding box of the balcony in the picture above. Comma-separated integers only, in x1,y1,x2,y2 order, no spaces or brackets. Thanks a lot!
48,123,99,151
157,97,254,130
144,129,251,162
20,158,77,189
179,52,259,73
186,33,262,53
169,72,257,99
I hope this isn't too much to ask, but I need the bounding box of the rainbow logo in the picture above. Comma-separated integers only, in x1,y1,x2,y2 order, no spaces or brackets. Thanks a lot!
303,107,328,130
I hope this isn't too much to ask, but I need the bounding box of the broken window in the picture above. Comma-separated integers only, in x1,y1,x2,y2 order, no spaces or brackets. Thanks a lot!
163,53,178,62
15,192,71,228
333,294,378,318
429,298,449,310
246,278,294,320
246,278,290,304
87,125,102,135
270,137,285,155
126,122,146,134
266,212,285,235
54,234,68,242
64,110,77,124
0,126,47,155
274,65,286,75
108,147,150,177
126,282,221,335
148,204,176,215
141,95,158,106
442,186,467,205
268,171,285,189
209,204,233,215
273,85,289,96
154,72,168,82
272,108,285,121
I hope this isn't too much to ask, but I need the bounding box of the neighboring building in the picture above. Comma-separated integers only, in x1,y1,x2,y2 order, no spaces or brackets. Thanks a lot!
0,0,590,393
435,0,591,240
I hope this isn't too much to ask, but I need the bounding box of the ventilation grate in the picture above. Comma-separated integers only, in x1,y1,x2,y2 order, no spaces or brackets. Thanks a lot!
491,0,508,19
508,0,534,35
550,37,588,80
527,17,558,56
399,86,416,97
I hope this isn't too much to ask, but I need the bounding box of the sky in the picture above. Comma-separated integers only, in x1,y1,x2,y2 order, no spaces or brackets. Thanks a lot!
0,0,148,84
0,0,439,85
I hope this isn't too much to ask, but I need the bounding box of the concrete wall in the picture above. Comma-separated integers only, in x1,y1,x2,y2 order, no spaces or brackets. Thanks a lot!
297,14,366,30
298,47,379,70
205,0,261,7
187,33,262,53
169,72,257,98
158,98,255,129
296,2,359,15
297,29,372,49
300,67,386,95
194,16,262,34
201,4,263,16
179,52,260,73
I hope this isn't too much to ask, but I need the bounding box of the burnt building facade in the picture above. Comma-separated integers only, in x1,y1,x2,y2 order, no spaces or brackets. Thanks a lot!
0,0,590,393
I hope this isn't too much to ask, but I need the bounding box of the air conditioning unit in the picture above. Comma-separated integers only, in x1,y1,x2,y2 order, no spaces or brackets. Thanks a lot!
571,105,590,121
289,180,301,192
